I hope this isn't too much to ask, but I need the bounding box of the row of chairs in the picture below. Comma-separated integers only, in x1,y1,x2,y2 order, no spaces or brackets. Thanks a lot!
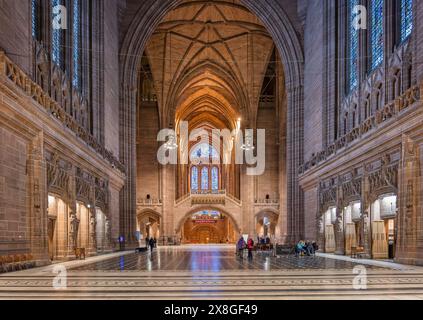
0,254,36,273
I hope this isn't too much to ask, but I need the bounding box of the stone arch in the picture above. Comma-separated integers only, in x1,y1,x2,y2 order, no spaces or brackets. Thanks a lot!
136,209,162,240
255,208,280,218
175,206,241,235
120,0,304,243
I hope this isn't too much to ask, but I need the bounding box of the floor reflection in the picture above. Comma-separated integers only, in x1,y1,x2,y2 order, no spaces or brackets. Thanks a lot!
72,245,386,272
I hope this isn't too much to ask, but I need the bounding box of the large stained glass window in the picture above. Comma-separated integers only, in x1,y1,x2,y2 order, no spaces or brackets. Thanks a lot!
191,167,199,191
201,167,209,190
370,0,384,71
211,167,219,191
51,0,63,68
400,0,413,42
72,0,81,89
348,0,359,92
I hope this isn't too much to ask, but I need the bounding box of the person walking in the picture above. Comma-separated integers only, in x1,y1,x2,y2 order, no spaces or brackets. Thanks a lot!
237,236,246,259
247,238,254,260
149,237,155,252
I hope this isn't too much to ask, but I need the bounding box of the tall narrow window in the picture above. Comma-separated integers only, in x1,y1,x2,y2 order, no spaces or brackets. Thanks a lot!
72,0,82,89
191,167,199,191
201,167,209,191
31,0,40,39
51,0,64,68
211,167,219,191
348,0,359,92
400,0,413,42
370,0,384,71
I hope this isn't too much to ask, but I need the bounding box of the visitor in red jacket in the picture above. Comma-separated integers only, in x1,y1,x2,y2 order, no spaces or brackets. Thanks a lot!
247,238,254,260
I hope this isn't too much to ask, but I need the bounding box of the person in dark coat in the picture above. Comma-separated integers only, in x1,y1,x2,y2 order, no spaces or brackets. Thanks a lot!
149,237,155,252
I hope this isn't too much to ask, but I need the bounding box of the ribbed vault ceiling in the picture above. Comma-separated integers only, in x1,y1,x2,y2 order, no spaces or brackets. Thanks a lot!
145,0,275,130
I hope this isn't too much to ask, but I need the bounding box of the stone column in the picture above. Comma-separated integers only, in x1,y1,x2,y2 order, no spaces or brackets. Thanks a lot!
362,174,372,258
105,218,112,251
28,132,49,265
88,208,97,255
68,168,78,257
396,135,421,264
316,216,325,251
162,164,176,241
334,214,345,256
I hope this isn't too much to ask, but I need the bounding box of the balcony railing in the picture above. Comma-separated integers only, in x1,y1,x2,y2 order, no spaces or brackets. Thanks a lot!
174,190,242,206
137,199,163,206
255,199,280,205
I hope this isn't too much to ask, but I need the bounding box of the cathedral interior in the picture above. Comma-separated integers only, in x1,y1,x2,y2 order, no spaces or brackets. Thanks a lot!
0,0,423,300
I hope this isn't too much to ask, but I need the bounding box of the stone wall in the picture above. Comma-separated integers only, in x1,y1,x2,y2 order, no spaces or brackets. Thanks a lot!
104,0,120,157
0,0,31,74
0,127,29,254
303,0,324,161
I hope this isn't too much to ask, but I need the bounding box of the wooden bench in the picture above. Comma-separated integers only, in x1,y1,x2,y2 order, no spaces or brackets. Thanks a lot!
0,254,36,273
74,248,86,260
351,247,365,259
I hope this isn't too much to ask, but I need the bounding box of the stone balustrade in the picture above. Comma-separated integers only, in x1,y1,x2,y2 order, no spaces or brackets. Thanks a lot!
137,199,163,206
174,190,242,206
254,199,280,206
0,51,126,174
299,84,421,175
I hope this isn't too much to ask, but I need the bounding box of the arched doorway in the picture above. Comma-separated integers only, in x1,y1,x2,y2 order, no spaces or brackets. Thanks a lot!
47,195,68,261
122,0,304,245
255,210,279,240
180,210,238,244
137,210,161,245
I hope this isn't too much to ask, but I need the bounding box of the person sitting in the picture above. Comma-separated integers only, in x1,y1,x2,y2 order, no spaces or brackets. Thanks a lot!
295,241,307,257
312,241,319,253
305,241,314,256
265,237,271,245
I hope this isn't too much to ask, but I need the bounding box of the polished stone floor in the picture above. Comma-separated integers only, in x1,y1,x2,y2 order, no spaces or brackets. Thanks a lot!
72,246,385,272
1,245,423,300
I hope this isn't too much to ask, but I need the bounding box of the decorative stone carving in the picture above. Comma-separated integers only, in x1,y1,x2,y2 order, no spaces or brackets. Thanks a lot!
69,213,79,250
0,49,125,174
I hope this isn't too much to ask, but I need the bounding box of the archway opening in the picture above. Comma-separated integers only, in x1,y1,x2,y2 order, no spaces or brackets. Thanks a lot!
47,195,68,261
133,0,297,245
255,211,278,241
137,211,162,246
181,210,238,244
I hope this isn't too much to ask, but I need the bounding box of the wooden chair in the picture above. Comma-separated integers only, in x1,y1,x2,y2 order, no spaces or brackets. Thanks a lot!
0,256,7,273
75,248,86,260
351,247,365,259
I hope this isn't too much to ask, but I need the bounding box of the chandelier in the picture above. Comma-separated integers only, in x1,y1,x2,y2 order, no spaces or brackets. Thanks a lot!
164,133,178,150
241,132,255,151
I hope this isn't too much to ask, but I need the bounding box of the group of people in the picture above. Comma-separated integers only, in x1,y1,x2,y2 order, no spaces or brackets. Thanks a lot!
257,236,271,245
236,236,255,260
295,240,318,257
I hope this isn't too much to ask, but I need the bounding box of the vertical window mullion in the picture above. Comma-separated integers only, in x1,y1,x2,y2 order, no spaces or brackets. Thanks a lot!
51,0,63,69
400,0,413,43
348,0,359,92
72,0,81,90
370,0,384,71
